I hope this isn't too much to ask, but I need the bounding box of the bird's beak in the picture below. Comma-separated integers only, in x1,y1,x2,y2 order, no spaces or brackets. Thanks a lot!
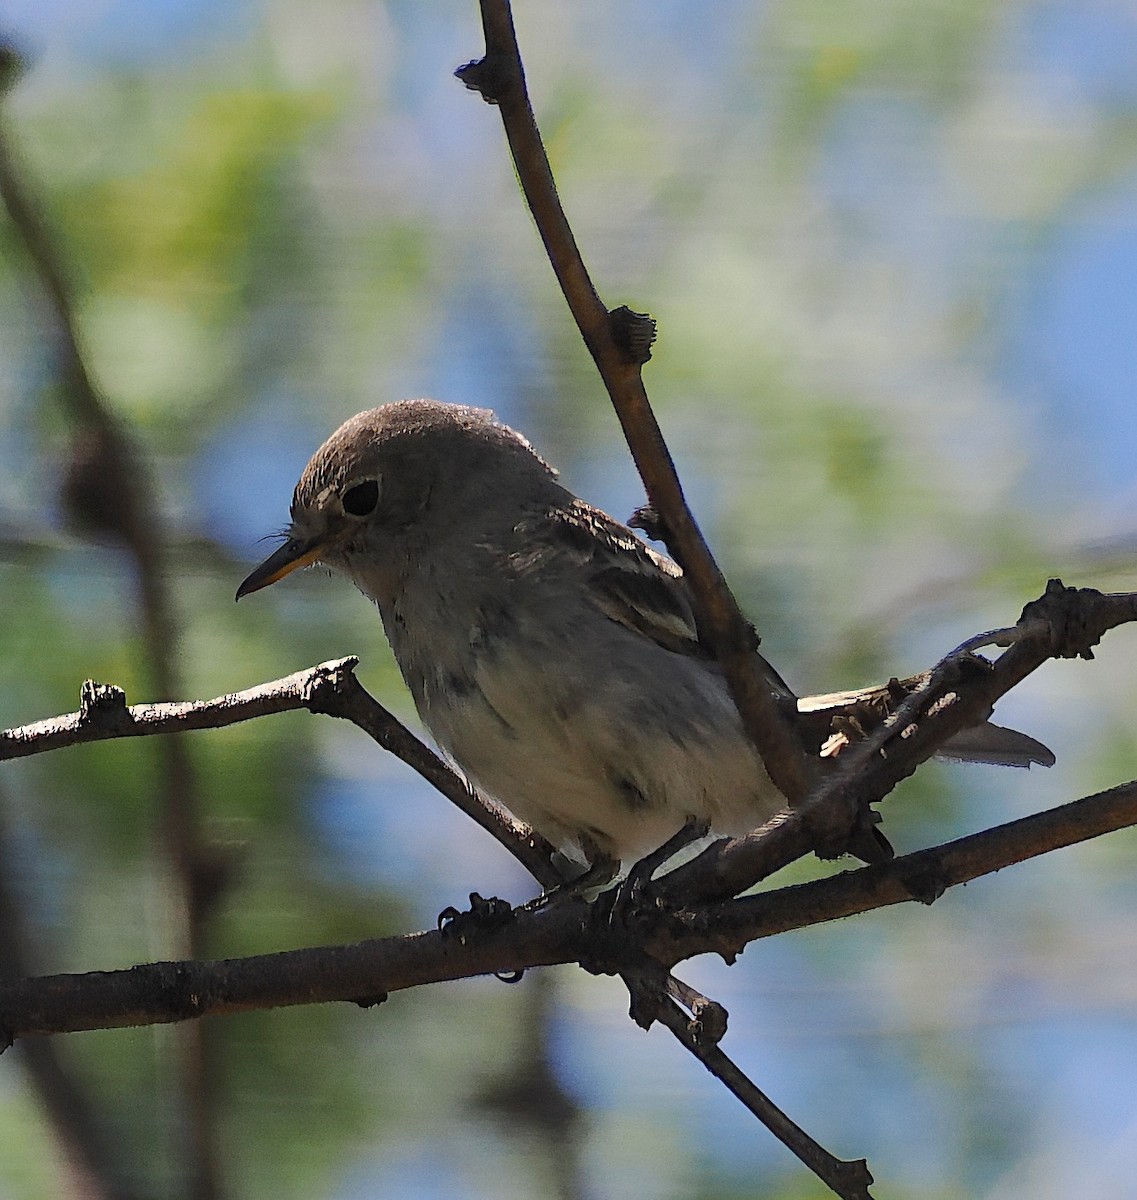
235,536,327,600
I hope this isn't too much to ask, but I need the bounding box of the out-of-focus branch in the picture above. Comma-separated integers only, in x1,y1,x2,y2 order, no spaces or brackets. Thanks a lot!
455,0,811,807
0,46,220,1199
473,970,587,1200
0,787,142,1200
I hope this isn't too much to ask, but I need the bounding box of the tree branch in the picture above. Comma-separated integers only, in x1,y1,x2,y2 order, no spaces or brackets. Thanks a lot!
659,779,1137,967
649,989,873,1200
0,658,559,888
6,571,1135,1198
4,776,1134,1039
456,0,811,806
0,44,221,1196
0,786,140,1200
617,956,872,1199
657,580,1137,905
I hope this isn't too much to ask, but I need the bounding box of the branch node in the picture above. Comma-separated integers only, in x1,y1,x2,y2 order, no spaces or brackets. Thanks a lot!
626,979,663,1030
578,943,622,979
608,305,657,365
77,679,130,732
627,503,667,543
837,1159,875,1197
454,55,515,105
1021,578,1111,661
809,801,893,865
301,656,360,712
1064,581,1107,659
688,996,729,1046
438,892,516,944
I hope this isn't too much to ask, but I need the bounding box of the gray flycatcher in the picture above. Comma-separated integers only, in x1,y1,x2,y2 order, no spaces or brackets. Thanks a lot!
237,399,1052,874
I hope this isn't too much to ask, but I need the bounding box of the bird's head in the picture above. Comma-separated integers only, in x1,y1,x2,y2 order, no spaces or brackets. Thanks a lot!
236,398,555,602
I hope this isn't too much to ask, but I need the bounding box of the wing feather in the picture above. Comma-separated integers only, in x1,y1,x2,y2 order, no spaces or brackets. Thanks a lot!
546,500,704,656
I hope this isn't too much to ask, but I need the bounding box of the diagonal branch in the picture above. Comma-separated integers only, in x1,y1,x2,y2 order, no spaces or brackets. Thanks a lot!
618,956,873,1199
456,0,811,806
0,658,559,888
674,778,1137,967
650,990,873,1200
657,579,1137,905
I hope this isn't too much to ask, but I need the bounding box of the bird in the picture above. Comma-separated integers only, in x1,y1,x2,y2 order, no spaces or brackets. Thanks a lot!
237,399,1053,877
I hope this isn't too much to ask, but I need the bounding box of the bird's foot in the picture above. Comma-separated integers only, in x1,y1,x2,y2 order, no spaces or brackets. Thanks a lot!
438,893,527,981
606,817,710,931
516,852,621,914
437,891,516,943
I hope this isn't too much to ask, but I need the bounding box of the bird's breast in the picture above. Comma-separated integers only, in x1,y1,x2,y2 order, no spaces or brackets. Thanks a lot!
380,577,782,861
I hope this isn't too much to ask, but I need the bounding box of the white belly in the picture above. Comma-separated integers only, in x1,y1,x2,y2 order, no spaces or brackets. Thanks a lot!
416,626,782,862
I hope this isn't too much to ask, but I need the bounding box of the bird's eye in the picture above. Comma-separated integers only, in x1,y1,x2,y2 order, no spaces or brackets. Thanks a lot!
342,478,379,517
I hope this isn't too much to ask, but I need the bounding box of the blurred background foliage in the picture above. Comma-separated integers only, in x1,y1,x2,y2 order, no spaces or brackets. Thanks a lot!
1,1,1137,1198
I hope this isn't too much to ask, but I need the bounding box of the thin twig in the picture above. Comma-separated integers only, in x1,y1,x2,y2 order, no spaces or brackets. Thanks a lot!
0,659,373,759
615,954,871,1198
650,987,874,1199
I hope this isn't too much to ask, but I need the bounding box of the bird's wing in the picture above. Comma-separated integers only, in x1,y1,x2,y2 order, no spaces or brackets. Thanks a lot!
544,500,705,657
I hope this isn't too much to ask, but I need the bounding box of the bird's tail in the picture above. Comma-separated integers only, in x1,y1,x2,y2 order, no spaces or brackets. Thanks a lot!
934,722,1055,768
797,680,1055,769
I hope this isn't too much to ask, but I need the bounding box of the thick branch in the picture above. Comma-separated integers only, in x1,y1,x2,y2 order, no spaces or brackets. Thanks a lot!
0,912,581,1038
4,777,1134,1040
657,779,1137,966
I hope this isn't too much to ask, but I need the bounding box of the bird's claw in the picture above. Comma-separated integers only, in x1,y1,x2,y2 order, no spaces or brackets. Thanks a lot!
437,892,516,942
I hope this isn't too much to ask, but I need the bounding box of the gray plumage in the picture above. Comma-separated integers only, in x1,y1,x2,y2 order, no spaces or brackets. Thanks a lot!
238,399,1053,866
